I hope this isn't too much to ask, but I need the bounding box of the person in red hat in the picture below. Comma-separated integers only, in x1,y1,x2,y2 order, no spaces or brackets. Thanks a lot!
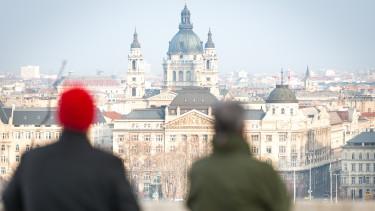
2,87,140,211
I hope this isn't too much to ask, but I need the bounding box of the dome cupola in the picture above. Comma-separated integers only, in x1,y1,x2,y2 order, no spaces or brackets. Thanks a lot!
205,29,215,48
130,29,141,49
167,4,203,55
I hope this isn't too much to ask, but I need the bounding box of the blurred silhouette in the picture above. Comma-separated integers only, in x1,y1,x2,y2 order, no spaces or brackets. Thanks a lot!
187,102,291,211
2,87,140,211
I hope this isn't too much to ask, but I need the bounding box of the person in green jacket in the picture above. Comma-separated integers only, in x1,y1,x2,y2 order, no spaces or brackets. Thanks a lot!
187,102,291,211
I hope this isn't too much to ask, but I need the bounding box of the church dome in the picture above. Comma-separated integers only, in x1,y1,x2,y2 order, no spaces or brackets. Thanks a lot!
266,85,298,103
168,30,203,55
167,4,203,55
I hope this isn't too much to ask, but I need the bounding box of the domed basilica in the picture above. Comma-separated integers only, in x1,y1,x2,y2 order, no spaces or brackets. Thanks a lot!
125,4,219,100
163,4,219,96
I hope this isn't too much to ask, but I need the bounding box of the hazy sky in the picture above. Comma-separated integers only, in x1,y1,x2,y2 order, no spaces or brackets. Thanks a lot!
0,0,374,76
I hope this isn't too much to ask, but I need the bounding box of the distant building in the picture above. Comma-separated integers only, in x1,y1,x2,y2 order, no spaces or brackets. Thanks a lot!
126,30,145,99
0,105,112,179
162,5,219,96
20,66,40,80
340,131,375,200
303,66,315,92
112,82,369,200
58,75,123,105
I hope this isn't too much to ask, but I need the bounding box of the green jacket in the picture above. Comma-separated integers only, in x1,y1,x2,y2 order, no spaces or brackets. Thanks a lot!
187,134,291,211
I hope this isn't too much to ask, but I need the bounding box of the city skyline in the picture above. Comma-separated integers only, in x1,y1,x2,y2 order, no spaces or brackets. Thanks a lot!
1,0,375,76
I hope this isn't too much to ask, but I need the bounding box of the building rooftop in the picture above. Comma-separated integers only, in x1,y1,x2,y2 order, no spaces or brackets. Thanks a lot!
168,4,203,55
244,110,265,120
170,87,218,108
0,106,106,125
329,111,344,125
266,85,298,104
125,108,165,120
345,131,375,147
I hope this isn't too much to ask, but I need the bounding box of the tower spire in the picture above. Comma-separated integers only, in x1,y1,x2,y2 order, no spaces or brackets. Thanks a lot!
205,28,215,48
280,68,284,85
130,28,141,49
304,65,311,80
179,3,193,30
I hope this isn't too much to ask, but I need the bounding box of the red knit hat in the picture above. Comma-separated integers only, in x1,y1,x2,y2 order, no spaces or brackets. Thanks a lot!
57,87,95,132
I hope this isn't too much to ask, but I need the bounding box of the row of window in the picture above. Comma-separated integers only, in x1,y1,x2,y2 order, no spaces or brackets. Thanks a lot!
1,144,31,152
271,108,294,115
344,176,375,185
348,152,375,160
130,123,163,129
119,134,210,142
344,163,375,172
0,132,59,140
250,133,298,142
255,146,297,154
122,144,203,154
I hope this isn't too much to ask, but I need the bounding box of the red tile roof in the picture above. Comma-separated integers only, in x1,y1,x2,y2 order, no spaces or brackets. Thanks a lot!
361,112,375,118
103,111,123,120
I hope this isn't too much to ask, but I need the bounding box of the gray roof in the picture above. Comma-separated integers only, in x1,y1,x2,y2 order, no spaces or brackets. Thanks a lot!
13,108,57,125
170,87,218,108
266,85,298,103
130,30,141,49
3,107,105,126
126,108,165,120
168,29,203,55
168,5,203,55
346,131,375,146
0,106,12,124
244,110,265,120
205,29,215,48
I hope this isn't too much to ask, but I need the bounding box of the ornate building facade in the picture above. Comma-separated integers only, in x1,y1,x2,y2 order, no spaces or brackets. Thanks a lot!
162,5,219,96
0,105,112,180
126,30,145,99
111,83,367,200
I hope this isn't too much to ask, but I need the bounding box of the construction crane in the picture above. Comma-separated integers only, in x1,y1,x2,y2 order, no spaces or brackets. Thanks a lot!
52,60,67,89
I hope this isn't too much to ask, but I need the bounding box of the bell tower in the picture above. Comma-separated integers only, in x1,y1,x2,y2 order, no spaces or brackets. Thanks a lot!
126,29,145,99
202,28,219,96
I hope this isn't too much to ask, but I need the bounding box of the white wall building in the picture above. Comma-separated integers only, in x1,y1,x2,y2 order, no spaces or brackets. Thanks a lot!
20,66,40,80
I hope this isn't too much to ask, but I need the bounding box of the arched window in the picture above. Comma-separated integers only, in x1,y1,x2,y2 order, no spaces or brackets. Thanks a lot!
173,71,177,82
132,88,136,97
366,153,369,160
359,153,362,160
132,60,136,70
206,60,211,69
186,71,191,81
178,71,184,81
281,108,285,114
352,153,355,160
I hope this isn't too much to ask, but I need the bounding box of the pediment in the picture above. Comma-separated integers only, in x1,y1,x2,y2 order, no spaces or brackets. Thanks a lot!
147,91,177,101
166,110,214,129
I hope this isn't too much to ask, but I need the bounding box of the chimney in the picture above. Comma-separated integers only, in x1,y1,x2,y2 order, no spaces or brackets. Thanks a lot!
208,106,212,116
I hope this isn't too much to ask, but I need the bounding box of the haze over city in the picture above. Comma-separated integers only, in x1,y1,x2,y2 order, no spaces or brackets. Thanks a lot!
1,0,375,75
